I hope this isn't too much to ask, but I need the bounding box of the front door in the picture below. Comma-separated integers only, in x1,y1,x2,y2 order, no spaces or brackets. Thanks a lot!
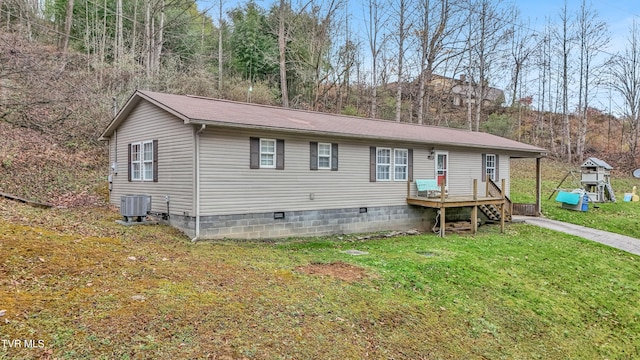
436,152,448,186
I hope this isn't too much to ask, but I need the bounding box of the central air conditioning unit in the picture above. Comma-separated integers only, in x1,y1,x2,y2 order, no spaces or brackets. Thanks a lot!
120,195,152,222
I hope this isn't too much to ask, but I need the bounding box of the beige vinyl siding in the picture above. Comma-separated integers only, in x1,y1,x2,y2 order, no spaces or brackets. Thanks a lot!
199,128,437,215
499,155,511,196
447,150,487,195
108,100,194,214
445,150,510,197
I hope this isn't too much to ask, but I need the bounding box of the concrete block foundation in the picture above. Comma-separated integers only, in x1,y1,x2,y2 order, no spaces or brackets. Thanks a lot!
169,205,436,240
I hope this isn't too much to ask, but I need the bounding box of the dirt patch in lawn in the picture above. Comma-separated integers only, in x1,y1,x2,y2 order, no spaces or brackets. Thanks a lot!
296,262,372,283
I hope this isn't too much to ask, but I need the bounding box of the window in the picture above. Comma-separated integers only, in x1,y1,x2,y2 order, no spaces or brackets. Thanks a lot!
482,153,499,182
436,152,448,186
128,140,157,182
260,139,276,168
485,154,496,181
310,142,338,171
370,147,413,182
394,149,408,181
131,143,141,180
143,141,154,180
250,137,285,170
376,148,391,181
318,143,332,169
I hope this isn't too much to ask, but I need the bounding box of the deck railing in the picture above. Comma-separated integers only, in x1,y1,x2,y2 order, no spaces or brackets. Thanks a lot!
486,178,512,220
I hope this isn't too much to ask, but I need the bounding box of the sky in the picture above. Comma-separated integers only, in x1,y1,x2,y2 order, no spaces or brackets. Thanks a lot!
200,0,639,58
517,0,639,53
199,0,640,113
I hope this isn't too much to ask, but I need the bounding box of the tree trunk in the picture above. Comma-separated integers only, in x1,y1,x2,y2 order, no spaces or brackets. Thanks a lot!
156,0,165,74
278,0,289,108
394,0,406,122
218,0,223,92
115,0,123,62
144,0,151,77
60,0,75,52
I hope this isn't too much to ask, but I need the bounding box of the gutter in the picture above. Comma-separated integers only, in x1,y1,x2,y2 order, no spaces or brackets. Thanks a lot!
191,124,206,242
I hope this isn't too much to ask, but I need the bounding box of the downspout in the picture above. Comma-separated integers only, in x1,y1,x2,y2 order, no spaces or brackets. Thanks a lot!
191,124,206,242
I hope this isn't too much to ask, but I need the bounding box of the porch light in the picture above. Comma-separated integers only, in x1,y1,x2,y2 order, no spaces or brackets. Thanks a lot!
428,147,435,160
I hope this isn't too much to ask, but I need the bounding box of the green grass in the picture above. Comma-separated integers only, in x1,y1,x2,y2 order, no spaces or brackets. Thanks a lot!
511,158,640,239
2,199,640,359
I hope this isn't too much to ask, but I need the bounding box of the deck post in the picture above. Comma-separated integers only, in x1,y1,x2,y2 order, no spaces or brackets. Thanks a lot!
440,181,446,236
485,175,490,196
439,207,446,237
536,157,542,216
500,179,506,233
473,179,478,200
472,179,478,234
407,179,410,199
500,203,505,233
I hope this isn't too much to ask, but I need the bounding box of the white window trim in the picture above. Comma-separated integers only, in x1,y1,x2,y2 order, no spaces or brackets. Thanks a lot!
376,147,392,181
142,140,154,181
485,153,496,181
393,148,408,181
131,141,154,181
318,142,332,169
131,142,141,181
435,151,449,188
260,138,276,169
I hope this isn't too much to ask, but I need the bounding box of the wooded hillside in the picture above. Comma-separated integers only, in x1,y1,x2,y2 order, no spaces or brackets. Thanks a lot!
1,0,639,205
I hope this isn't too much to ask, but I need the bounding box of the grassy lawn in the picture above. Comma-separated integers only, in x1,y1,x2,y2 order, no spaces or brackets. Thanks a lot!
511,158,640,239
1,199,640,359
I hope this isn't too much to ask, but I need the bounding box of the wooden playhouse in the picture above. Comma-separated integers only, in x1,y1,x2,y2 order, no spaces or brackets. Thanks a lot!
580,157,615,202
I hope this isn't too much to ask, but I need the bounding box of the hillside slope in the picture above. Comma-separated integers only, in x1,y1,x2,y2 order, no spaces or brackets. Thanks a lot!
0,31,114,206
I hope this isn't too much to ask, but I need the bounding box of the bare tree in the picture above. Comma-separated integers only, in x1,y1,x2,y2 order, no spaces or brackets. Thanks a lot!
278,0,290,107
391,0,413,122
416,0,464,125
114,0,123,61
465,0,511,131
575,0,608,162
218,0,223,91
364,0,388,118
60,0,75,52
507,10,538,108
533,19,555,151
555,0,574,161
609,20,640,166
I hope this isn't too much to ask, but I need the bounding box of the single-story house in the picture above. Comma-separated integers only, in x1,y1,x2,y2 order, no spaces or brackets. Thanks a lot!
99,90,546,240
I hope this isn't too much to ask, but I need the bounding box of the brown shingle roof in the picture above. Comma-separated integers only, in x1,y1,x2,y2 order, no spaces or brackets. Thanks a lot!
100,90,546,156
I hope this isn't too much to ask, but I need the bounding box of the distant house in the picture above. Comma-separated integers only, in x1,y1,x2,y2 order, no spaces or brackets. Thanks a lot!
99,90,545,240
430,74,505,108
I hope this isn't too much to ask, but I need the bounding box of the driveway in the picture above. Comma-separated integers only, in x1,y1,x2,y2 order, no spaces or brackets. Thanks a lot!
513,216,640,256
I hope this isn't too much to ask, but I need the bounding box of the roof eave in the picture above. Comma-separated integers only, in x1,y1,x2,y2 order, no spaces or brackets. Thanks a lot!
189,119,547,157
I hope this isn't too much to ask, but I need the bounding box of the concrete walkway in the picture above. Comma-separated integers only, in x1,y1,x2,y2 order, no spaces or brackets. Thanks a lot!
512,216,640,256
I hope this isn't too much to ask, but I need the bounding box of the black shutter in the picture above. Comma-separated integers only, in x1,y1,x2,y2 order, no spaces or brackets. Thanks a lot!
495,154,500,181
331,143,338,171
310,142,318,170
481,153,487,182
408,149,413,181
153,140,158,182
276,139,285,170
128,143,132,182
370,147,376,182
250,137,260,169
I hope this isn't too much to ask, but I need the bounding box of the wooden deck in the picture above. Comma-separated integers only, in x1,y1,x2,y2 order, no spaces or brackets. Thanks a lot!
406,179,507,237
406,195,505,208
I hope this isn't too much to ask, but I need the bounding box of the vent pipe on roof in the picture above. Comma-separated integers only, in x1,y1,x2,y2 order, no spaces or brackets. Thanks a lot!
112,97,118,117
